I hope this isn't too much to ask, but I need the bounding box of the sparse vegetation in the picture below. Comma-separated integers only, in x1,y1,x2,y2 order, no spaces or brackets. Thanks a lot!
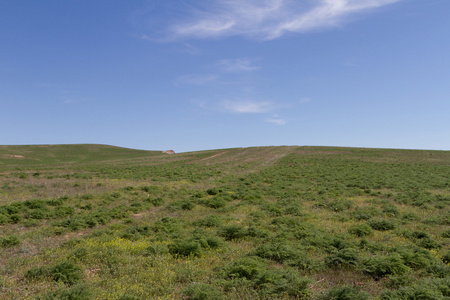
0,144,449,299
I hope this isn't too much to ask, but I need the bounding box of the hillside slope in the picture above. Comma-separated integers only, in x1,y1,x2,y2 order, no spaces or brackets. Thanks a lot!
0,144,161,167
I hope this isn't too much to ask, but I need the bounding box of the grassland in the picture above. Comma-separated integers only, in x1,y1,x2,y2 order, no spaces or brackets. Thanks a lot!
0,144,449,299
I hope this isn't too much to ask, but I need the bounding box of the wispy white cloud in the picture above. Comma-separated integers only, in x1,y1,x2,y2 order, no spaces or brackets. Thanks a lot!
216,58,260,72
299,97,311,104
266,114,287,125
174,74,218,86
266,118,287,125
62,97,88,104
181,43,201,55
221,100,272,113
165,0,402,40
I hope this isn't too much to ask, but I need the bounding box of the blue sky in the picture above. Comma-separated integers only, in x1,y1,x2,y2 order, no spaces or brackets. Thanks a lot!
1,0,449,152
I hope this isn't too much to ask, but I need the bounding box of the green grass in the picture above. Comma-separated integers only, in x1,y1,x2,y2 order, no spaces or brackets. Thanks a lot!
0,144,161,167
0,144,449,299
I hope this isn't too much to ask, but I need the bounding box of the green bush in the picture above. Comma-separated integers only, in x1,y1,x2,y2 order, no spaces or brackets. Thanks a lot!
416,237,441,250
168,239,202,258
252,242,302,263
222,257,265,280
0,235,21,247
181,200,196,210
145,197,164,207
54,206,75,218
26,261,83,285
325,248,359,268
218,225,248,241
368,219,396,231
37,284,91,300
442,251,450,264
381,279,450,300
70,248,89,261
351,207,378,220
425,262,450,278
442,229,450,238
182,283,223,300
206,188,221,195
401,212,420,222
144,243,169,256
193,215,222,227
317,285,370,300
0,214,9,225
50,261,83,285
348,224,374,237
382,204,400,217
121,225,152,240
396,247,436,269
25,266,50,281
327,199,353,212
363,254,409,277
202,197,227,209
9,214,22,223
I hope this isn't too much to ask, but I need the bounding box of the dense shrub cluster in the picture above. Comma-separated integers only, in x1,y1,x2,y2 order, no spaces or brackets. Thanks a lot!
26,261,83,285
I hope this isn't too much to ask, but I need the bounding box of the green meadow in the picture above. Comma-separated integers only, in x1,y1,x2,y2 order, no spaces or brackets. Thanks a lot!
0,144,449,299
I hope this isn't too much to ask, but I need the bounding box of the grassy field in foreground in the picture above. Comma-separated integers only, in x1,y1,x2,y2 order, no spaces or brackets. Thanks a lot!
0,144,449,299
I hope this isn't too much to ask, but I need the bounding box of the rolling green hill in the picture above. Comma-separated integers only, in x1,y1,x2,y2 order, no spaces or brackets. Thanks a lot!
0,144,162,167
0,145,449,299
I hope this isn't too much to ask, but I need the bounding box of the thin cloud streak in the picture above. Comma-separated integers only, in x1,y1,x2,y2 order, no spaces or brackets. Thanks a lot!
221,100,272,113
216,58,260,72
166,0,402,40
174,74,218,86
266,118,287,125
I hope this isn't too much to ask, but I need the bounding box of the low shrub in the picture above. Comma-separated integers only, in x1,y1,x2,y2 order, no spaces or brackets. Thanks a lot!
381,278,450,300
218,225,248,241
363,254,409,278
368,219,396,231
0,214,9,225
168,239,203,258
193,215,223,227
145,243,169,256
222,257,266,280
382,204,400,217
416,237,441,250
327,199,353,212
351,207,379,220
0,235,21,247
121,225,152,240
37,284,91,300
325,248,359,268
25,261,83,285
50,261,83,285
442,229,450,238
425,262,450,278
69,248,89,261
401,212,420,222
260,203,283,217
206,188,222,195
202,197,227,209
54,206,75,218
317,285,370,300
252,242,302,263
442,251,450,264
145,197,164,207
182,283,223,300
221,257,310,298
395,247,436,269
348,224,374,237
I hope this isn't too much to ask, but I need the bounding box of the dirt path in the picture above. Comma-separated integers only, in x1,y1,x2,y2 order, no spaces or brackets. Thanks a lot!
199,151,228,161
